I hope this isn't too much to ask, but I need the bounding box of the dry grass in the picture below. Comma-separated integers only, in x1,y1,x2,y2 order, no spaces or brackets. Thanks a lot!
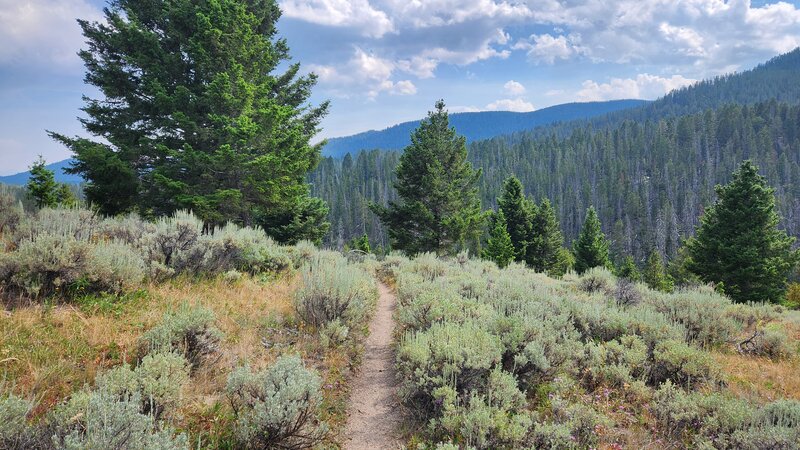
0,271,369,447
714,351,800,403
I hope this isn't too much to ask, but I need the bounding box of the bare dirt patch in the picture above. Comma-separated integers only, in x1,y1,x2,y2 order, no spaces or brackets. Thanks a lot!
344,282,404,450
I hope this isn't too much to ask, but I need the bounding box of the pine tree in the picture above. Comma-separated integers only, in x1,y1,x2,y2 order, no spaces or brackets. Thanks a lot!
56,184,78,208
687,160,799,303
482,211,514,268
643,250,672,292
26,156,58,209
347,233,371,254
497,176,531,261
527,198,565,273
573,206,611,274
616,256,641,281
371,100,484,255
50,0,329,243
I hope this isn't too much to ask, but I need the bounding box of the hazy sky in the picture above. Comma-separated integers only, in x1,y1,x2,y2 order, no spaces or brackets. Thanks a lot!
2,0,800,174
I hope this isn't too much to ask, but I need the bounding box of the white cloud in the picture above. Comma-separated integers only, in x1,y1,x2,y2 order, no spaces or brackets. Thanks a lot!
280,0,394,38
486,98,535,112
577,73,698,101
503,80,526,96
517,0,800,73
310,48,417,98
0,0,102,70
513,33,580,64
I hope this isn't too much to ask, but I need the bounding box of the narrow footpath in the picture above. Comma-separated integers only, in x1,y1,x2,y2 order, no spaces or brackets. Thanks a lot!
343,282,403,450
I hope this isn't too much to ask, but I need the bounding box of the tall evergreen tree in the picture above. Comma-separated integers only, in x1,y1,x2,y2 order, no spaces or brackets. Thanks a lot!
643,250,672,292
527,198,565,273
616,255,641,281
497,176,531,261
687,160,798,303
26,157,58,209
482,210,514,269
50,0,329,242
371,101,484,255
573,206,611,274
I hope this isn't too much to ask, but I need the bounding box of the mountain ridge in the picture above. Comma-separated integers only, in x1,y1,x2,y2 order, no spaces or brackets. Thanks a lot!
321,99,647,158
0,99,647,185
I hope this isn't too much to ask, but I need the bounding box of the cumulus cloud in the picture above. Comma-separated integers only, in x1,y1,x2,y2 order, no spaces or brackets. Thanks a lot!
518,0,800,72
503,80,526,96
0,0,102,70
310,48,416,98
486,98,535,112
577,73,698,101
280,0,394,37
513,33,581,64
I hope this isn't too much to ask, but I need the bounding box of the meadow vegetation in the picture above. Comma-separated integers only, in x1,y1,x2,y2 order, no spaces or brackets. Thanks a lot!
384,253,800,449
0,204,378,449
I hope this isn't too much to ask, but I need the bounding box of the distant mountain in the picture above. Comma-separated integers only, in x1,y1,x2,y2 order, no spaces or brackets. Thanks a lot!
0,159,83,186
321,99,647,158
527,47,800,140
0,99,647,184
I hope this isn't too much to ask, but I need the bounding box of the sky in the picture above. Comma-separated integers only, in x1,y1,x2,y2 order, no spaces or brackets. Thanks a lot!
2,0,800,174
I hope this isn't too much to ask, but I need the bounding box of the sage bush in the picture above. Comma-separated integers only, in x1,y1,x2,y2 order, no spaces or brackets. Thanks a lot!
389,252,799,448
226,355,326,449
294,253,377,328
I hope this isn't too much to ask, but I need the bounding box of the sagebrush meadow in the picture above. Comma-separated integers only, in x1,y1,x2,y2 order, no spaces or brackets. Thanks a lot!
3,0,800,449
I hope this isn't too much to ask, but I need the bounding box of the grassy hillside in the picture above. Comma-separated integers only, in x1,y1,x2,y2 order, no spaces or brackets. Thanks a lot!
382,254,800,448
0,206,378,448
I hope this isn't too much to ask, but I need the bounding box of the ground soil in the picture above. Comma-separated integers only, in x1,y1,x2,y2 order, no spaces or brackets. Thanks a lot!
343,282,404,450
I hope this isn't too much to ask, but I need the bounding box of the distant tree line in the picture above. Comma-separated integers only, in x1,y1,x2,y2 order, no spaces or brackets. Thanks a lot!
311,100,800,263
320,101,798,304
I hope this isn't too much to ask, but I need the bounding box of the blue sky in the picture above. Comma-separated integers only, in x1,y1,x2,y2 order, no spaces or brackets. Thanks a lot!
2,0,800,174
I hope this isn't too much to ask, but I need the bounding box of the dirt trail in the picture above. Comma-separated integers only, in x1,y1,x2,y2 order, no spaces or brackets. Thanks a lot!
344,282,403,450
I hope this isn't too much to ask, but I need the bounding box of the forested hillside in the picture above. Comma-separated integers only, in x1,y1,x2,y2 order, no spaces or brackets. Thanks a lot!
523,48,800,141
311,100,800,261
321,100,646,158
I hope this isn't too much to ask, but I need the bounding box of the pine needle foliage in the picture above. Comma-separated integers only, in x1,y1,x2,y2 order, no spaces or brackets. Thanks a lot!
371,100,484,256
687,160,799,303
50,0,330,243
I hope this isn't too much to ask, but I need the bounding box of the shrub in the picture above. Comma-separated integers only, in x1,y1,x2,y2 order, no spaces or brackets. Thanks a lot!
396,321,503,415
646,288,740,347
737,328,792,359
651,381,749,445
141,211,203,271
0,194,23,236
319,319,349,348
171,223,291,275
581,335,648,389
409,252,449,281
226,355,326,449
537,396,613,449
578,267,615,294
613,278,641,307
53,390,189,450
397,288,495,333
0,394,39,449
294,254,376,328
435,369,532,449
96,353,189,420
0,230,145,299
29,207,100,242
86,241,146,293
140,305,223,371
649,340,719,388
726,301,783,329
97,214,154,245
